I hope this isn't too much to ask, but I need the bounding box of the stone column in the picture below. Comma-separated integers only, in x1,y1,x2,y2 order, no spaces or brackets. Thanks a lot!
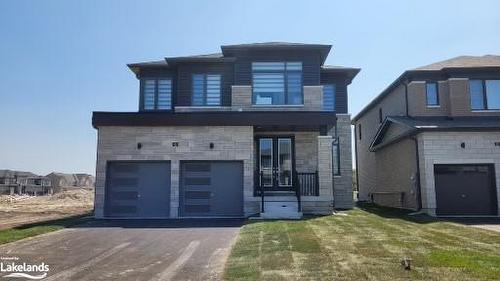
317,135,333,209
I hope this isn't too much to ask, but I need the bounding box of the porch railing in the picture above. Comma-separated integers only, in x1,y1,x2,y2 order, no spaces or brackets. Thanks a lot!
254,171,319,197
297,172,319,196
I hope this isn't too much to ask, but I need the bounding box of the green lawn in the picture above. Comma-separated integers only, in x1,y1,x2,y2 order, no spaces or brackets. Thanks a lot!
0,214,91,245
224,204,500,281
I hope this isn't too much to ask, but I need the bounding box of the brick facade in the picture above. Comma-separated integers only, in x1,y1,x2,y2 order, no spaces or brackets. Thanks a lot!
417,131,500,216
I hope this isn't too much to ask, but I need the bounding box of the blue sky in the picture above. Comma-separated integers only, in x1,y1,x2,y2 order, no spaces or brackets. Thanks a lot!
1,0,499,175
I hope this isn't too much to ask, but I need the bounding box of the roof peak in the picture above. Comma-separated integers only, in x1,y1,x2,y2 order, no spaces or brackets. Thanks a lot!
413,54,500,70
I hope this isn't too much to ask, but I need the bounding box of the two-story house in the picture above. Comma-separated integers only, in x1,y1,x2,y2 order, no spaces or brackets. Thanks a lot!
353,55,500,217
92,42,360,219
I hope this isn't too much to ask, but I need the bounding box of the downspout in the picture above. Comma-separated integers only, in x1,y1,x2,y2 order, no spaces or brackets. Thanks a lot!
411,135,423,211
353,123,359,200
332,116,337,209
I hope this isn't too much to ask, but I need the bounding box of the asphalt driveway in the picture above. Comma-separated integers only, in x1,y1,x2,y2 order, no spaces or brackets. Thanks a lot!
0,219,243,281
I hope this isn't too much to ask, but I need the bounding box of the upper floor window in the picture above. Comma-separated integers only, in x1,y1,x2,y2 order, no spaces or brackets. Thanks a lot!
378,108,383,123
192,74,221,106
142,78,172,110
426,82,439,107
252,62,302,105
322,84,336,111
470,79,500,110
358,124,362,140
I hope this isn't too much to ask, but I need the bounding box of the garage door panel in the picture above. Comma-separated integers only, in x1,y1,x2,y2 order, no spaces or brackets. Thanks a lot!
434,164,497,216
105,161,171,218
181,161,243,217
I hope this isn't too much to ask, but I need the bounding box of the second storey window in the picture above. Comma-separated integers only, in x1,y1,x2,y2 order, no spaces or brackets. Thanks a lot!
252,62,303,105
192,74,221,106
470,79,500,110
143,78,172,110
426,82,439,106
322,84,336,111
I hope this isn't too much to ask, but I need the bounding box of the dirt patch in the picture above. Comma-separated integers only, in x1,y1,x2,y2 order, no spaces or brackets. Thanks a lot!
0,188,93,230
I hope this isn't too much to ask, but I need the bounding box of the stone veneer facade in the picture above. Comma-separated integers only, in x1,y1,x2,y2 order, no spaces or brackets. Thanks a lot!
94,122,351,217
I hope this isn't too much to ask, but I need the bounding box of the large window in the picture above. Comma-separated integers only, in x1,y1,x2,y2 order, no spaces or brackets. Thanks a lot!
470,79,500,110
142,78,172,110
323,84,336,111
192,74,221,106
426,82,439,107
252,62,303,105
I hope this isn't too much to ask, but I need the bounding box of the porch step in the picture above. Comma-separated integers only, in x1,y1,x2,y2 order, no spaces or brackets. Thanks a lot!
260,201,303,220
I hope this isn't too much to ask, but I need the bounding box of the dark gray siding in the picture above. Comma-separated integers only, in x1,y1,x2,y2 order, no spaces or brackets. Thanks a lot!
232,50,321,86
320,72,348,113
177,62,234,106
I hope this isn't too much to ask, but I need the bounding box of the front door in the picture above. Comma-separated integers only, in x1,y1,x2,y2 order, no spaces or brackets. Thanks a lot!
257,137,295,190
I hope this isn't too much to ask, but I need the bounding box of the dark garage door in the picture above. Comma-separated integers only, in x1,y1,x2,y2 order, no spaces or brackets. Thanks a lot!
105,161,171,218
180,161,243,217
434,164,497,216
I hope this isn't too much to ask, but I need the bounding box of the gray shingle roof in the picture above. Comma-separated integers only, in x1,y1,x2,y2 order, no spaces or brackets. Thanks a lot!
0,169,38,178
127,60,168,67
414,55,500,70
389,116,500,130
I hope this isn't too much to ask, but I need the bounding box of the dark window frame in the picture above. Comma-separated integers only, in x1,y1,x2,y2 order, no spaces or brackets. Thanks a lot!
358,124,362,140
251,62,303,105
140,77,173,111
378,108,383,123
191,73,222,106
425,81,440,107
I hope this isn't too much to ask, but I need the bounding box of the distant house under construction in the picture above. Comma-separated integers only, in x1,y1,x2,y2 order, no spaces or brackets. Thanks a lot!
0,170,52,195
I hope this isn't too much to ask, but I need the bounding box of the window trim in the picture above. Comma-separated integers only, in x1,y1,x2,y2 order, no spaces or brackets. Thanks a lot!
140,77,173,111
251,61,303,105
191,73,222,106
425,81,440,107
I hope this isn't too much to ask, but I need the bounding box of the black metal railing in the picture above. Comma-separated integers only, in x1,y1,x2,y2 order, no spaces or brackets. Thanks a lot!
297,171,319,196
254,170,319,214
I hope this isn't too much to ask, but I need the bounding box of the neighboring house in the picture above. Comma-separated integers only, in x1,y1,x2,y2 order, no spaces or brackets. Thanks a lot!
92,42,360,219
75,174,95,187
46,172,78,188
0,169,51,195
353,55,500,217
46,172,95,192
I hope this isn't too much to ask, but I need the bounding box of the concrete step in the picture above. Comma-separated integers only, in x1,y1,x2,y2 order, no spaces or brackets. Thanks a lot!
263,196,298,202
259,201,302,219
260,211,303,220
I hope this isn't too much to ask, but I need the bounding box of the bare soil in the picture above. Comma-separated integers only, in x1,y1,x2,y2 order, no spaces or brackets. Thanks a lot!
0,188,93,230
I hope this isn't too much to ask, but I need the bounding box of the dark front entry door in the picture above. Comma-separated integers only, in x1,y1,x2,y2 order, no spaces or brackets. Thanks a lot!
434,164,498,216
257,136,295,190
